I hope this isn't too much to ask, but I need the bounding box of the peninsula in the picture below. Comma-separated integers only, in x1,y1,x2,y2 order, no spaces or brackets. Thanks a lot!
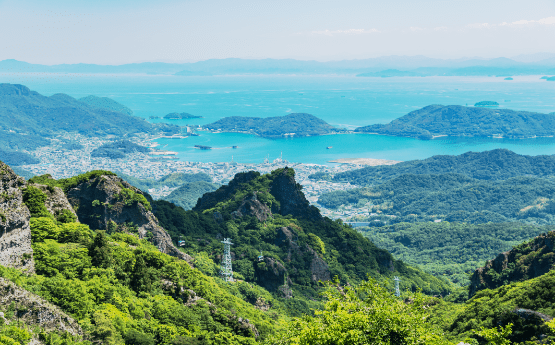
355,105,555,140
204,113,343,138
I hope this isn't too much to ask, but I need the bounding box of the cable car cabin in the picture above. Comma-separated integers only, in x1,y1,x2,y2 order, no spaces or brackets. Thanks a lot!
257,255,264,261
178,240,186,247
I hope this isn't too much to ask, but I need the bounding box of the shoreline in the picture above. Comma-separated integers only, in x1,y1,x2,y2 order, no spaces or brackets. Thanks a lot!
327,158,401,166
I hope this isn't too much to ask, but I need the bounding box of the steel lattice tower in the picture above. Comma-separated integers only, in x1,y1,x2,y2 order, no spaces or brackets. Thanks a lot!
220,238,234,282
394,276,400,297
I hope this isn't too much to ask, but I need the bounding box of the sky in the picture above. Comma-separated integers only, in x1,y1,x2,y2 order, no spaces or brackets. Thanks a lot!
0,0,555,64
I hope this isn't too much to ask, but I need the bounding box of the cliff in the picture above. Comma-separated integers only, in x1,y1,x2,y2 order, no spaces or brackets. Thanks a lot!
0,277,82,336
0,162,34,273
63,174,192,263
355,105,555,139
204,113,341,138
469,230,555,297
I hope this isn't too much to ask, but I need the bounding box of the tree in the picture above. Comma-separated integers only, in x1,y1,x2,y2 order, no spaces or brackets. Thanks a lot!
268,278,451,345
89,231,112,268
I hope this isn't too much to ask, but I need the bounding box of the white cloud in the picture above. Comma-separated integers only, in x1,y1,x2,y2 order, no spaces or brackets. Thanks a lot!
310,28,380,36
467,16,555,29
409,26,424,32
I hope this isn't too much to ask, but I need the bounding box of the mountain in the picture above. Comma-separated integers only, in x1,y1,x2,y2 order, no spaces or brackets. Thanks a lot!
116,171,213,192
358,222,553,285
355,105,555,140
0,162,281,344
0,83,180,165
79,95,134,116
320,173,555,224
204,113,341,138
3,56,555,76
90,140,151,159
469,230,555,296
333,149,555,186
153,168,450,297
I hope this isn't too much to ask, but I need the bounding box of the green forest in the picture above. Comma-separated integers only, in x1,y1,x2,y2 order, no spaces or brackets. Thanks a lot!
2,162,555,344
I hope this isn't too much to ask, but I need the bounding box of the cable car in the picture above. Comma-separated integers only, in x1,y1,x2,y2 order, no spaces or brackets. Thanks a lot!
178,236,186,247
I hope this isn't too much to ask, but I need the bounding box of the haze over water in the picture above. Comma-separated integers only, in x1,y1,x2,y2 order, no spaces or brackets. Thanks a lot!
4,73,555,165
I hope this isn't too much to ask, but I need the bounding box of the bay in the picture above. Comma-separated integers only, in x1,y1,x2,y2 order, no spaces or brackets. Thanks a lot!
2,73,555,164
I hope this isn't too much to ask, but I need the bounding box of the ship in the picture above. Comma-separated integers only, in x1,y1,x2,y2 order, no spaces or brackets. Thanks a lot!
194,145,212,150
327,146,333,149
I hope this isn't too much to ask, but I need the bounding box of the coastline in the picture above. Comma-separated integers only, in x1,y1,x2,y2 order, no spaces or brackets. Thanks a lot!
327,158,401,166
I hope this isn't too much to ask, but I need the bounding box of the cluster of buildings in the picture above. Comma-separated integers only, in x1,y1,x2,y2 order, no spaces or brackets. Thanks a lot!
20,133,375,220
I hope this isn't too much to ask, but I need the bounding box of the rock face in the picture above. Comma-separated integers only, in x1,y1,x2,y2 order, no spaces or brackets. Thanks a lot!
36,184,77,219
233,193,272,222
0,277,82,336
469,231,555,296
255,226,330,293
66,174,192,263
0,162,34,273
270,168,322,222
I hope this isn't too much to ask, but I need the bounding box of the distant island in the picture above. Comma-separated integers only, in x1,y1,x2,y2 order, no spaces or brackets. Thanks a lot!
356,69,422,78
547,76,555,81
163,112,203,119
355,105,555,140
504,77,513,80
204,113,342,138
474,101,499,107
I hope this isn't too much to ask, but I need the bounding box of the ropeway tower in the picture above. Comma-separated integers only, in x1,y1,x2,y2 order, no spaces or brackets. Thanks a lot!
220,238,234,282
394,276,400,297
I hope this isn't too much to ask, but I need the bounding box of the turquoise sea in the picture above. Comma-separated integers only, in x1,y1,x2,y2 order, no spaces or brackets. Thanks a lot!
3,73,555,165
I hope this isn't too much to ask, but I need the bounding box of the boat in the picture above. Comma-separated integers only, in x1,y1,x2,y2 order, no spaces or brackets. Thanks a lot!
327,146,332,149
194,145,212,150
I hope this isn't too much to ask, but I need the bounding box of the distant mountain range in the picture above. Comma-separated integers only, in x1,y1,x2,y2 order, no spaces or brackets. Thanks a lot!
355,105,555,139
3,56,555,76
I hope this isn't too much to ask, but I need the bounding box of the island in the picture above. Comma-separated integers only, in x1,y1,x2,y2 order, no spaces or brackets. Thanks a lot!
354,104,555,140
204,113,343,138
504,77,513,80
474,101,499,107
547,77,555,81
163,112,203,119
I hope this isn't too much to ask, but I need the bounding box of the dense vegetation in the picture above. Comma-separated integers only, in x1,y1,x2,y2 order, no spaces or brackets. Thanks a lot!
332,149,555,186
475,101,499,107
116,172,213,192
204,113,341,138
79,95,134,116
358,222,553,285
0,83,179,154
320,173,555,224
355,105,555,139
430,270,555,344
469,230,555,295
164,181,219,210
0,217,281,344
152,168,451,298
91,140,150,159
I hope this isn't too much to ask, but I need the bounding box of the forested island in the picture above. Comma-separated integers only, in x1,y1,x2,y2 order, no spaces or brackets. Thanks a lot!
355,104,555,139
204,113,342,138
163,112,203,119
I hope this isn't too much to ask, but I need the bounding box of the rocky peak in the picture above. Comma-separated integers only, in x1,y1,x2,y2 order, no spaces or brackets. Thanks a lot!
66,174,192,263
194,171,260,211
0,161,34,273
469,230,555,297
270,168,322,221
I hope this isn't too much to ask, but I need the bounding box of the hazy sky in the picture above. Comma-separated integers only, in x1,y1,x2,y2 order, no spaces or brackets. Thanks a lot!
1,0,555,64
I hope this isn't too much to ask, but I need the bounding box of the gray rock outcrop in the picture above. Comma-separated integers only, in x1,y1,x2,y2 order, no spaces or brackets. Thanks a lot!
0,162,34,273
0,277,82,336
66,174,192,264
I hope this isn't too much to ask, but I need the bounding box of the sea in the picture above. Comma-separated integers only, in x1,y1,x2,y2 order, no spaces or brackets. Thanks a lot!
3,73,555,165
